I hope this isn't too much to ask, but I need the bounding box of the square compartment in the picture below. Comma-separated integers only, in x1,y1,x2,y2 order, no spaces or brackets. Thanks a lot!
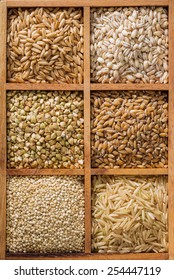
7,90,84,168
7,7,84,83
90,7,168,84
7,175,85,253
91,91,168,168
92,175,168,253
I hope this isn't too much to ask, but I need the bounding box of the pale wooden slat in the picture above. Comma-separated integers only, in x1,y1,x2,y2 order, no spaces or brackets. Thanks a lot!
6,0,169,7
6,83,83,91
6,252,169,260
0,0,7,260
7,169,84,176
168,0,174,261
84,7,91,254
7,83,167,92
91,168,168,176
91,84,169,91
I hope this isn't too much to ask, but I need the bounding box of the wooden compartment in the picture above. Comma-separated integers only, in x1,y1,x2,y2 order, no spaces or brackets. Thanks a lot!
91,175,168,254
7,175,85,254
0,0,173,260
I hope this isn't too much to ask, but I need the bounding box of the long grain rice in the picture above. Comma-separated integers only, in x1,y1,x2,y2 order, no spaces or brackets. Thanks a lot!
92,175,168,253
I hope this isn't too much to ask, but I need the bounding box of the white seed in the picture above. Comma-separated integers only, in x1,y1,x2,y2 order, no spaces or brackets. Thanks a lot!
126,75,136,82
91,7,168,84
97,57,104,63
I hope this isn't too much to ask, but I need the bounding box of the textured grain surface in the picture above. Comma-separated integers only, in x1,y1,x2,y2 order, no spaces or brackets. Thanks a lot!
91,7,168,84
7,8,83,83
7,176,85,253
92,175,168,253
91,91,168,168
7,91,84,169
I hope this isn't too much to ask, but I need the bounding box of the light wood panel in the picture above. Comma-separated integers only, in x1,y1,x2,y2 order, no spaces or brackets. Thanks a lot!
0,0,7,260
7,168,167,176
91,84,169,91
91,168,168,176
168,0,174,260
7,169,84,176
6,252,169,260
7,83,168,92
6,0,169,7
84,7,91,254
6,83,83,91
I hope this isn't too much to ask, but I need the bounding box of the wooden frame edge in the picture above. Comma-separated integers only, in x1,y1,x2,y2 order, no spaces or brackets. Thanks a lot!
168,0,174,260
6,0,169,8
0,0,7,260
6,252,169,260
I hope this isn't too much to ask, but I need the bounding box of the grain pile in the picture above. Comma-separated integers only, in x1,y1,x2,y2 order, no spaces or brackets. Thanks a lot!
7,176,85,253
91,91,168,168
92,175,168,253
91,7,168,83
7,8,83,83
7,91,84,168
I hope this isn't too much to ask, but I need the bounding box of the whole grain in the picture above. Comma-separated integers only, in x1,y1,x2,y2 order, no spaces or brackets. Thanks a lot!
7,176,85,253
91,7,168,84
92,175,168,253
7,91,84,168
7,8,84,83
91,91,168,168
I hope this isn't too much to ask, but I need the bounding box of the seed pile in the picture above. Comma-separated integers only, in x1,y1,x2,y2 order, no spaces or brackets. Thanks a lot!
7,176,85,253
7,91,84,168
91,91,168,168
7,8,83,83
92,175,168,253
91,7,168,83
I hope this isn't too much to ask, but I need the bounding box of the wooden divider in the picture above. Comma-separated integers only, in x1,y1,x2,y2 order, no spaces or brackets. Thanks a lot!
168,0,174,260
91,168,168,175
91,84,169,91
6,83,168,92
84,7,91,254
6,83,84,91
7,169,85,176
0,0,7,260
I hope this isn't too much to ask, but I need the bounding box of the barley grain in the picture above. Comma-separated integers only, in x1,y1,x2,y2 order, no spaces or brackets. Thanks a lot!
91,7,168,84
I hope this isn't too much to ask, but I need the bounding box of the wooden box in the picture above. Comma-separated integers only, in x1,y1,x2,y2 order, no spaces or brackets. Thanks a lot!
0,0,173,260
